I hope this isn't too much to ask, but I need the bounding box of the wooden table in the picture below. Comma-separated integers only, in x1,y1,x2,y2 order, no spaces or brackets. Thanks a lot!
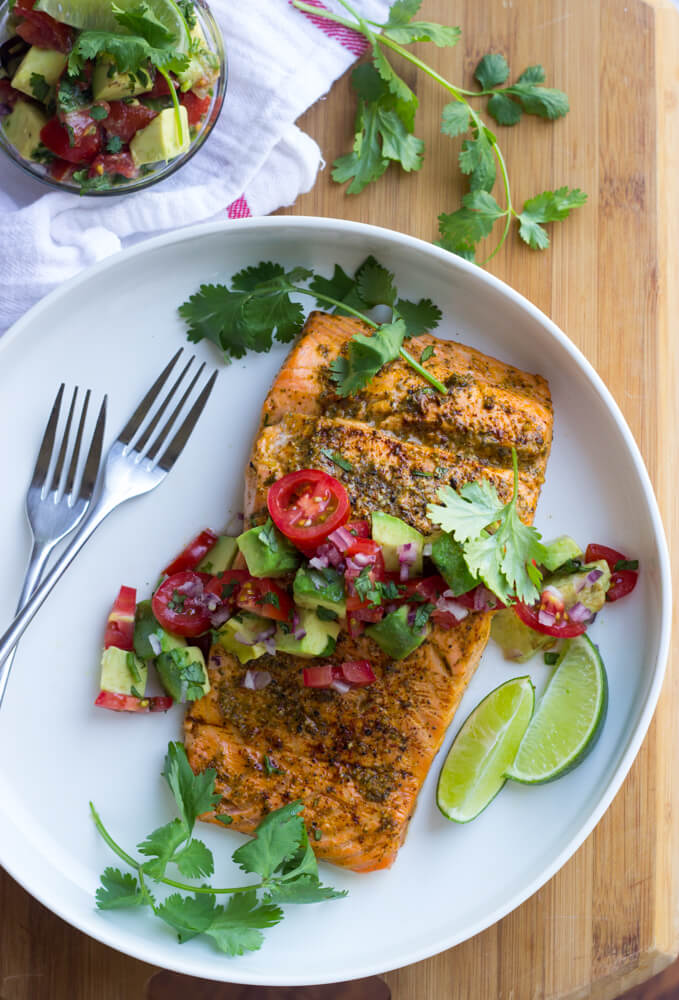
1,1,677,997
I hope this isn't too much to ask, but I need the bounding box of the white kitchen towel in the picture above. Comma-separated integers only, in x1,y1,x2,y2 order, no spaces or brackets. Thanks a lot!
0,0,390,332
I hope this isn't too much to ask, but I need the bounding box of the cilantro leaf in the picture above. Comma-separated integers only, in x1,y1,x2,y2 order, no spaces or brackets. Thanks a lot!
356,256,396,307
428,477,504,540
320,448,354,473
420,344,434,362
518,65,546,84
56,75,86,115
266,876,347,904
437,190,504,257
203,891,283,956
157,890,217,943
112,2,175,48
385,0,422,22
329,319,406,397
29,72,50,102
459,128,496,192
441,101,471,137
395,297,442,336
474,53,510,90
332,97,390,195
487,92,522,126
505,82,569,119
95,867,146,910
68,32,153,76
162,742,221,833
382,2,460,47
138,818,187,878
517,187,588,249
174,838,214,879
232,801,305,880
372,43,418,113
375,106,424,172
308,263,368,315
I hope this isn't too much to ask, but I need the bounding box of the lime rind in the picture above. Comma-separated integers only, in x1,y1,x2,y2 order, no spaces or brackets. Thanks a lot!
505,634,608,785
437,676,535,823
34,0,190,52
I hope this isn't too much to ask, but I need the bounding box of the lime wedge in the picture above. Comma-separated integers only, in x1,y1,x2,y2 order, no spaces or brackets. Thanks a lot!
506,635,608,784
437,676,534,823
34,0,190,51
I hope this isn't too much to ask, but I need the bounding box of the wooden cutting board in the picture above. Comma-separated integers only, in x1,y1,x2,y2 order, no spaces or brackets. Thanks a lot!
1,1,677,997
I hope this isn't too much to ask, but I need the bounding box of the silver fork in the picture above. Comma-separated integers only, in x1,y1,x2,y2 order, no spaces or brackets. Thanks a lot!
0,386,107,706
0,350,218,685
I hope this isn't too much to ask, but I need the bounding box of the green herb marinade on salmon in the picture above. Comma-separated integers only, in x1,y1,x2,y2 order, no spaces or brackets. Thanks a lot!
185,312,553,872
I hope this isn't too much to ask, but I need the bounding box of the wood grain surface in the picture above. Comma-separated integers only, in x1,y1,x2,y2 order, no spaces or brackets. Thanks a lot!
1,1,677,997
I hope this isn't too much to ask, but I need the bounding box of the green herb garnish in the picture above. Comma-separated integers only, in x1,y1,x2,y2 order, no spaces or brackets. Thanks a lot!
89,103,109,120
29,72,50,102
178,256,446,397
315,606,339,622
291,0,585,262
91,743,344,955
420,345,435,363
427,448,546,604
263,755,284,776
106,134,124,153
543,651,560,666
126,652,142,685
167,590,186,612
258,518,279,553
614,559,638,572
320,447,354,473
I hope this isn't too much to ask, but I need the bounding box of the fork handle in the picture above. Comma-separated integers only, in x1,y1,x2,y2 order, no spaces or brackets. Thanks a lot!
0,541,56,706
0,495,117,688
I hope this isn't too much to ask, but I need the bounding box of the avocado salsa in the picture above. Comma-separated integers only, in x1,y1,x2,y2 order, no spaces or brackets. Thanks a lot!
0,0,220,193
94,467,639,714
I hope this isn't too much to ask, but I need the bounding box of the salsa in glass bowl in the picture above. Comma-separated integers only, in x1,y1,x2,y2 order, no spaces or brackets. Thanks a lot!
0,0,226,195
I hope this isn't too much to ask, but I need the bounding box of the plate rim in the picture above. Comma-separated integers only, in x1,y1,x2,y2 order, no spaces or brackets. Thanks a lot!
0,215,672,985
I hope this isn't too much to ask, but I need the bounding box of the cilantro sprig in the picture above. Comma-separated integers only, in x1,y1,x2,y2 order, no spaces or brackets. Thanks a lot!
426,449,546,604
178,255,446,397
91,742,345,956
292,0,586,263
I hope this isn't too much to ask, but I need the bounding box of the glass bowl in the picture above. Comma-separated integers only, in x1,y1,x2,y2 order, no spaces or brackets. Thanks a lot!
0,0,226,196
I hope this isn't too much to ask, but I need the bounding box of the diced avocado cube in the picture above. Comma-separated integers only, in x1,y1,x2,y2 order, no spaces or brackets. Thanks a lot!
216,613,269,664
197,535,238,574
365,604,429,660
99,646,148,696
11,46,67,100
133,599,186,660
2,99,47,160
92,57,152,101
548,560,611,613
293,566,346,616
129,105,190,166
275,608,340,658
430,532,477,596
541,535,584,573
156,645,209,702
237,520,300,578
490,608,556,663
371,512,424,574
177,21,219,93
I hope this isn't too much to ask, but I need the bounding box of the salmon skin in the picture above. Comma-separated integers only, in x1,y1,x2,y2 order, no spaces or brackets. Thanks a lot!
186,312,553,872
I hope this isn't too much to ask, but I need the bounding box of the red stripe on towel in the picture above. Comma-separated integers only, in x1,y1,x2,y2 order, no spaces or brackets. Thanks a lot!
291,0,369,57
227,195,252,219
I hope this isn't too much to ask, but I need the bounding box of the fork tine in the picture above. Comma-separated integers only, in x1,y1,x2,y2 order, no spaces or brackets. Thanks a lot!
64,389,90,498
49,387,77,495
79,395,107,500
145,362,205,463
132,355,195,455
30,384,64,491
155,369,218,473
117,349,183,448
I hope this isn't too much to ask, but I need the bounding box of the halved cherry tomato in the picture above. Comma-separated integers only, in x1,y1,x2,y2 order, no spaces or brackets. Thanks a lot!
104,100,157,142
205,569,250,603
345,520,371,538
607,570,638,603
89,151,138,179
303,660,376,689
103,585,136,651
48,157,76,182
181,89,211,126
95,691,173,713
14,0,73,52
268,469,350,555
584,543,627,570
344,538,385,575
237,578,292,622
514,600,587,638
41,111,101,163
152,570,214,637
163,529,218,576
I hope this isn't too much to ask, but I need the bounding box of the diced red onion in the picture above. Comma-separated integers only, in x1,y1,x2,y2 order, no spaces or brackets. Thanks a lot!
399,562,411,582
435,595,469,621
473,586,496,611
254,625,276,642
327,525,355,553
293,627,307,641
179,578,203,598
577,568,604,593
210,605,232,628
234,631,256,645
398,542,417,564
148,633,162,656
407,609,416,627
262,637,276,655
351,551,374,568
538,609,556,627
423,543,433,557
309,554,330,570
568,602,593,623
541,584,564,604
243,669,272,690
330,679,351,694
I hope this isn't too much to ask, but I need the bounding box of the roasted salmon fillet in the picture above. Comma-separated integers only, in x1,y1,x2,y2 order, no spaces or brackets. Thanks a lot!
186,312,553,871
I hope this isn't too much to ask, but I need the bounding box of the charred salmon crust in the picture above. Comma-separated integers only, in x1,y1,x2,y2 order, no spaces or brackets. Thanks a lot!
186,312,553,872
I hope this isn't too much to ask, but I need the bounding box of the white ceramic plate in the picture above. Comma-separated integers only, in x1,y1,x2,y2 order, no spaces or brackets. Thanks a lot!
0,218,671,986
